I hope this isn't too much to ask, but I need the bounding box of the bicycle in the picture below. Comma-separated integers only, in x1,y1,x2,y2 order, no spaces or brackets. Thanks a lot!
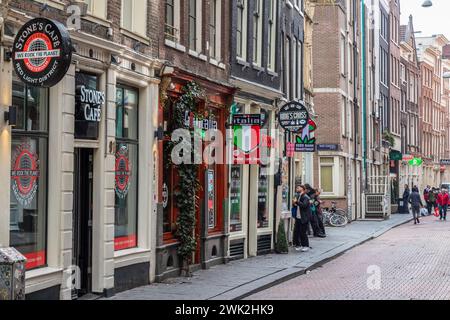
322,201,348,227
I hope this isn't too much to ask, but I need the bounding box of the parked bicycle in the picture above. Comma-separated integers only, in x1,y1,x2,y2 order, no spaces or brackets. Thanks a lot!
322,201,348,227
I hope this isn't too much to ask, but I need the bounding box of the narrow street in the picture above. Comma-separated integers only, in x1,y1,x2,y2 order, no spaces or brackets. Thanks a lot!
247,216,450,300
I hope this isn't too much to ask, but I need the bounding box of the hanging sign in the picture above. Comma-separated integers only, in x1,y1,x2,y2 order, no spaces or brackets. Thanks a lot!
11,143,40,206
402,154,414,162
389,150,403,161
12,18,73,87
232,114,261,165
115,146,131,199
294,118,317,153
408,158,423,167
278,101,310,133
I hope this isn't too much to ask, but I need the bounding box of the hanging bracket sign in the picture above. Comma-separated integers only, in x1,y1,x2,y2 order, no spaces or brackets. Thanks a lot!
12,18,73,87
278,101,310,133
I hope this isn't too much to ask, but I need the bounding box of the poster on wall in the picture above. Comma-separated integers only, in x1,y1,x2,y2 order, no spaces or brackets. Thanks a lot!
11,143,40,206
229,166,242,232
206,169,215,229
12,18,73,87
115,146,131,199
294,119,317,153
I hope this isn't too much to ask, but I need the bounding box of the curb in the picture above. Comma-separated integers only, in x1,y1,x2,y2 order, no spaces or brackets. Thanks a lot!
215,216,414,300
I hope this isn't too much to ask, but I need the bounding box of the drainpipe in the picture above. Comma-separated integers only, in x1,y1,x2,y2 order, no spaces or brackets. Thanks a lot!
352,0,359,219
361,0,367,192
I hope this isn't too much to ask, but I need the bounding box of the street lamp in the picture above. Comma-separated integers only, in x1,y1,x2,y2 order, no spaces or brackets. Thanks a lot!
422,0,433,7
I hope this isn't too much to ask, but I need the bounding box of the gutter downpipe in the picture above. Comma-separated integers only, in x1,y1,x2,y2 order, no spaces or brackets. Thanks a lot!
361,0,367,192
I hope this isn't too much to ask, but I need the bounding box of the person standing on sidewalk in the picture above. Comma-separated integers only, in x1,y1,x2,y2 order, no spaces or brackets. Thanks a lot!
408,186,423,225
437,189,449,221
401,184,410,214
293,185,312,252
313,189,326,237
424,185,431,214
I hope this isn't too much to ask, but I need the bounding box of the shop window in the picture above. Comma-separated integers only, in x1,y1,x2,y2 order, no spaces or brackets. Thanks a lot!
10,76,49,270
229,165,243,232
320,157,334,194
114,86,139,251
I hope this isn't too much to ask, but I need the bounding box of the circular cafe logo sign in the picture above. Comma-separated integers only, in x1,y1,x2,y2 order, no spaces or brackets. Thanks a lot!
11,144,40,206
115,146,131,199
12,18,73,87
278,101,310,133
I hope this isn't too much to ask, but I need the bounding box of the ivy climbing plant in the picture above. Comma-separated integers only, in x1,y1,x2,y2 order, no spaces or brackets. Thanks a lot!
165,81,204,276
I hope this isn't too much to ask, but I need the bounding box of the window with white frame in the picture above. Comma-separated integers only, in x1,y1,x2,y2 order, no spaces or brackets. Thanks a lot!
340,34,346,76
84,0,107,19
320,158,335,194
237,0,247,60
209,0,221,60
267,0,277,71
189,0,202,52
252,0,263,66
122,0,147,37
165,0,178,41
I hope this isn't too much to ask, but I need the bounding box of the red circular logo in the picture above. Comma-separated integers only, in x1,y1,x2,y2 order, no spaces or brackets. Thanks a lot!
11,144,40,206
23,33,54,73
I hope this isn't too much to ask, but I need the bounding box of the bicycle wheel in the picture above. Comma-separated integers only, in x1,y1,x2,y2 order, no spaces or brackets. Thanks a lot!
329,214,348,227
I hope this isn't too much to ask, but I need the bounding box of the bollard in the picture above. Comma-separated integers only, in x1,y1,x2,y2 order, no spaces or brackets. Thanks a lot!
0,247,27,300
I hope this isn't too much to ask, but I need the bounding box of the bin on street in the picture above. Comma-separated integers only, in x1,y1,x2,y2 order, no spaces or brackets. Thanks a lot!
0,247,27,300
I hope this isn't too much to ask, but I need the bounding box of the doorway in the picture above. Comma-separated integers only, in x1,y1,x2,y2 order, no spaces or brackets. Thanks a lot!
72,148,94,298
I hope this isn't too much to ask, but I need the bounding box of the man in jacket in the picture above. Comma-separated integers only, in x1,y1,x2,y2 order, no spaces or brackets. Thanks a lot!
408,186,423,225
437,189,449,221
292,185,312,252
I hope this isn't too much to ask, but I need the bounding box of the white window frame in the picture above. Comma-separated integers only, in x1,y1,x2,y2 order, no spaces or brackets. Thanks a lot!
84,0,107,19
121,0,148,38
319,157,336,196
209,0,222,61
165,0,181,43
236,0,248,61
188,0,203,54
252,0,263,66
267,0,277,71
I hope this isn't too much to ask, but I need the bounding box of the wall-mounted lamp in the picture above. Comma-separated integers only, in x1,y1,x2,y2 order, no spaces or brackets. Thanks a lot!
4,49,12,62
154,126,164,140
4,106,17,126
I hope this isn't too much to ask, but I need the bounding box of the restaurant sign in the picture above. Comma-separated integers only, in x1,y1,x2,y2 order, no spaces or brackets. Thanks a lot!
12,18,73,87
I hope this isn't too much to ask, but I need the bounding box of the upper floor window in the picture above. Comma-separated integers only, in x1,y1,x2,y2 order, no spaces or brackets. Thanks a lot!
267,0,277,71
237,0,248,60
85,0,107,19
209,0,221,60
252,0,263,66
122,0,147,37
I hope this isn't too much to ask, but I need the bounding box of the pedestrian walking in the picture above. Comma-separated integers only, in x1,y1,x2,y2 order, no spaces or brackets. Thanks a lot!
408,186,423,225
401,184,410,214
437,189,449,221
292,185,311,252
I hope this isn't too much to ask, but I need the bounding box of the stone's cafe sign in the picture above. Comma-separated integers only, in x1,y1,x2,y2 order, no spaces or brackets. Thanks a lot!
12,18,73,87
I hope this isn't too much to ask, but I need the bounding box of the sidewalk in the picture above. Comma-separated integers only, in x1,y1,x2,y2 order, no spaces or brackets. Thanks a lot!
105,214,413,300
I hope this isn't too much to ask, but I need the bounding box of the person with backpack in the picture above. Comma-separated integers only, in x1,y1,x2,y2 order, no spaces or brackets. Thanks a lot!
437,189,449,221
408,186,423,225
292,185,312,252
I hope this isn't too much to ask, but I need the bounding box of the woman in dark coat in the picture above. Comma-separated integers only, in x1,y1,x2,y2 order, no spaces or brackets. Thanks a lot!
408,186,423,224
402,184,410,214
292,185,312,252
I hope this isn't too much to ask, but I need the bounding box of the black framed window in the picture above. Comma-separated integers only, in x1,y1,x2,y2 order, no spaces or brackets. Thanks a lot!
114,85,139,251
10,75,49,270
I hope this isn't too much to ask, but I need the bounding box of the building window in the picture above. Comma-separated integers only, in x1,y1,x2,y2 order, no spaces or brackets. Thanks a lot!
320,158,334,194
237,0,247,60
267,0,276,70
188,0,199,51
84,0,107,18
10,76,49,270
252,0,262,65
165,0,176,40
122,0,147,37
209,0,221,60
340,34,346,76
115,86,139,251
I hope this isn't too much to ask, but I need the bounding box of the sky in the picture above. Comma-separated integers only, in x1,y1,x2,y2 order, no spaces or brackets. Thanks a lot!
400,0,450,40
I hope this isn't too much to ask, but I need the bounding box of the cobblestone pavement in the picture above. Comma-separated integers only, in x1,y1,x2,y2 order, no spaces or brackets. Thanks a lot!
247,216,450,300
